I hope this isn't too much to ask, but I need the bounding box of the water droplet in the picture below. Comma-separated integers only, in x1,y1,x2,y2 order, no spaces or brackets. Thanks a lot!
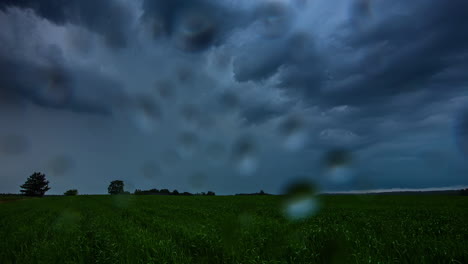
40,68,72,107
178,131,199,157
132,96,162,132
141,161,161,179
322,149,354,184
173,10,216,52
0,134,29,155
188,172,207,191
282,181,319,220
180,104,200,124
219,91,239,110
256,1,293,38
154,80,175,99
205,142,226,161
47,156,74,177
323,149,352,168
231,136,258,176
278,114,307,151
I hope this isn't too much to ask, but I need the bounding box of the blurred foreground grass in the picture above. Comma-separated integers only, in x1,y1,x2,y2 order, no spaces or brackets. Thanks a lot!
0,195,467,264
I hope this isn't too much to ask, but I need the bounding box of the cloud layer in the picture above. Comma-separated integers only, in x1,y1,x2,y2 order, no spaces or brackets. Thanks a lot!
0,0,467,194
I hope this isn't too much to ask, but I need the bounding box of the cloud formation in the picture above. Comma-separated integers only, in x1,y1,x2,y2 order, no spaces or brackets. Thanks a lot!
0,0,467,194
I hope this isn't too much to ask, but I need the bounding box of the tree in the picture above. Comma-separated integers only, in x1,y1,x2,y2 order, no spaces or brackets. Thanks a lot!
20,172,50,197
108,180,124,195
160,189,170,195
172,190,180,195
461,188,468,196
207,191,215,196
64,189,78,196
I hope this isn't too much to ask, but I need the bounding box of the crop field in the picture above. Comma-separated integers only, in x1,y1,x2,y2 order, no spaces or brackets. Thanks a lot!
0,195,467,264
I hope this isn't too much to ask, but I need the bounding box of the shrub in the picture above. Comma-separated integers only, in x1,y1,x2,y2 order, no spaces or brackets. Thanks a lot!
64,189,78,196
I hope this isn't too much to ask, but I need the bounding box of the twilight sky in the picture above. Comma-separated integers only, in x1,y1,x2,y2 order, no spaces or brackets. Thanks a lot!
0,0,467,195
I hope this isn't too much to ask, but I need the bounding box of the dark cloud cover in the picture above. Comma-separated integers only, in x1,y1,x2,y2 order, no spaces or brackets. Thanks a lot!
0,0,467,194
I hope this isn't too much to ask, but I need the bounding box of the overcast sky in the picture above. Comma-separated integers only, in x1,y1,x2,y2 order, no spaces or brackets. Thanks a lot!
0,0,467,195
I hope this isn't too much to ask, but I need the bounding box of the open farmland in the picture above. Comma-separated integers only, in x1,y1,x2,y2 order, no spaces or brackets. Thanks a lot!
0,195,467,264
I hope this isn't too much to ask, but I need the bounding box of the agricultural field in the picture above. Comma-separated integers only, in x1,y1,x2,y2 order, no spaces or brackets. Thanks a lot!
0,195,467,264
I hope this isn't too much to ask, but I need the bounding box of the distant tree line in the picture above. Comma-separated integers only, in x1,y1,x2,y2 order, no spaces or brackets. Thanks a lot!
134,188,215,196
235,190,270,196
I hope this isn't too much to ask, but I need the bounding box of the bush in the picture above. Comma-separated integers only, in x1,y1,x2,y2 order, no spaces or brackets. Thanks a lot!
64,189,78,196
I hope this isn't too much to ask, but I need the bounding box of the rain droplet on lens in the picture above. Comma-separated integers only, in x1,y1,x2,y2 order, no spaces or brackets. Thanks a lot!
141,161,161,179
323,149,352,168
257,1,292,38
173,10,216,52
41,68,72,107
205,142,226,160
178,131,199,157
188,172,207,190
154,80,175,99
278,114,307,151
219,91,239,110
231,136,258,176
133,96,162,132
180,104,200,124
322,149,354,184
0,134,29,155
282,180,319,221
48,156,74,177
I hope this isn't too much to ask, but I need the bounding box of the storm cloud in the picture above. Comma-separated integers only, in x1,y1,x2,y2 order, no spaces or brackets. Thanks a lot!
0,0,467,194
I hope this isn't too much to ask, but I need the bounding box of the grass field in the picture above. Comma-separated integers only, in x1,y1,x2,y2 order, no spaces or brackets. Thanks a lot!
0,195,467,264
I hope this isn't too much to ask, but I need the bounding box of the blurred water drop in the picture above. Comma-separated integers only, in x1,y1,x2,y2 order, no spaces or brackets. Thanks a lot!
178,131,199,157
278,114,307,151
455,108,468,157
40,69,72,107
141,161,161,179
219,91,239,110
0,134,29,155
188,172,207,191
205,141,226,161
47,156,74,177
132,96,162,132
176,67,194,83
231,136,258,176
282,181,319,220
323,149,352,168
154,80,175,99
173,10,216,52
327,166,354,184
161,149,181,165
256,1,293,38
180,104,200,124
322,149,354,184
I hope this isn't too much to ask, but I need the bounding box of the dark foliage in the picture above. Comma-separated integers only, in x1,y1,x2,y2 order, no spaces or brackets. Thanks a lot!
207,191,215,196
160,189,171,195
235,190,271,196
64,189,78,196
108,180,124,195
134,188,196,196
461,188,468,196
19,172,50,197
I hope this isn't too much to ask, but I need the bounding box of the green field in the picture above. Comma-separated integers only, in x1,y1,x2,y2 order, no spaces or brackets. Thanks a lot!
0,195,467,264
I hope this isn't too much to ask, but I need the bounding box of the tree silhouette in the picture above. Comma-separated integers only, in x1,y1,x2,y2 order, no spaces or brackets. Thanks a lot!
64,189,78,196
108,180,124,195
172,190,180,195
207,191,215,196
20,172,50,197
